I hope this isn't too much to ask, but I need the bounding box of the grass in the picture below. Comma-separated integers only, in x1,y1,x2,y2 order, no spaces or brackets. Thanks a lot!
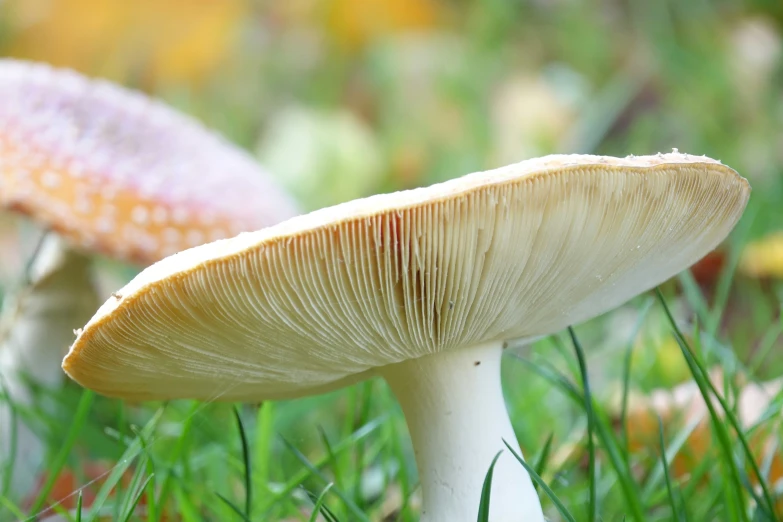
1,0,783,520
3,281,780,521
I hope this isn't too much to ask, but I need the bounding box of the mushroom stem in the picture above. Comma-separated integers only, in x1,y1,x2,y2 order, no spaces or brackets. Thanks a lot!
380,342,545,522
0,234,99,498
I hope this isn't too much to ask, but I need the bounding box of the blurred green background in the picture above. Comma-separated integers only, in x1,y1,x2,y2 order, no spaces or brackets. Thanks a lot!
1,0,783,520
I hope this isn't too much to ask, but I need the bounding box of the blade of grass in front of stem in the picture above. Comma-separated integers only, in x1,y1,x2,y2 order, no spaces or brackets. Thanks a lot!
502,439,578,522
477,451,503,522
233,406,253,520
281,436,370,522
568,327,597,522
28,389,95,518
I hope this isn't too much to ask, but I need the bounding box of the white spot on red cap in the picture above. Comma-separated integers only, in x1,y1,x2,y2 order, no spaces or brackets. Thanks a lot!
131,205,149,225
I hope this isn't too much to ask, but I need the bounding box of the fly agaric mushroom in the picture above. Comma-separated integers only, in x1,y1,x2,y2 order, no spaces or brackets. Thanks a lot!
0,58,299,497
63,153,749,521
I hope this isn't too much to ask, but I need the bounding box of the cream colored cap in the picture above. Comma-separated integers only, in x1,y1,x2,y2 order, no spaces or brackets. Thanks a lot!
0,59,299,265
63,152,750,401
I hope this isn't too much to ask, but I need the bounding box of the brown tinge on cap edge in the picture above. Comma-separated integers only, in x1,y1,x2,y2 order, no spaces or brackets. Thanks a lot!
0,59,299,266
63,153,749,402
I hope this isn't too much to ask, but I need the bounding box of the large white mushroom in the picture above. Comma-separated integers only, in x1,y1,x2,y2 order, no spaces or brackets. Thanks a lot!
63,153,749,521
0,59,299,497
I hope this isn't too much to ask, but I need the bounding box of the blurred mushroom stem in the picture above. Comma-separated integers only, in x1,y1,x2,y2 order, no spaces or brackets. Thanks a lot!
379,342,545,522
0,234,99,498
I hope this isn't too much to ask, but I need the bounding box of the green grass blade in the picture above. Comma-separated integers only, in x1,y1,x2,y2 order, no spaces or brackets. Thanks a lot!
642,411,702,499
216,493,252,522
352,381,374,511
477,450,503,522
280,437,370,522
129,425,157,521
568,326,597,522
658,416,686,522
118,437,149,520
75,491,83,522
233,406,252,519
655,289,761,521
304,485,339,522
502,439,577,522
156,401,199,519
28,389,95,517
317,426,343,492
658,288,778,515
308,484,336,522
84,407,164,522
261,416,385,514
533,432,555,484
512,354,646,521
254,400,275,504
120,475,153,522
0,375,19,500
620,298,654,452
0,495,25,521
174,484,203,522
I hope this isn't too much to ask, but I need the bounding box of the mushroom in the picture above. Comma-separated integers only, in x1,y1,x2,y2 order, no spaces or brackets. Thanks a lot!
63,153,749,521
0,59,299,496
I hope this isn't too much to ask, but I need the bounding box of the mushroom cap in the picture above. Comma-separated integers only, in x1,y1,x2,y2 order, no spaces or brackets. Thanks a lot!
0,59,299,265
63,153,750,402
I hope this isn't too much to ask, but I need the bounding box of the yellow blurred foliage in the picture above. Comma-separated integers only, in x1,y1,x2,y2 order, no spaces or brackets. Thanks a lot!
325,0,442,49
739,231,783,279
1,0,247,88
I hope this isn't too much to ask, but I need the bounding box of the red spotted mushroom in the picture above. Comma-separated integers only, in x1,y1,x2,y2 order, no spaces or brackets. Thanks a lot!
63,153,748,521
0,58,299,497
